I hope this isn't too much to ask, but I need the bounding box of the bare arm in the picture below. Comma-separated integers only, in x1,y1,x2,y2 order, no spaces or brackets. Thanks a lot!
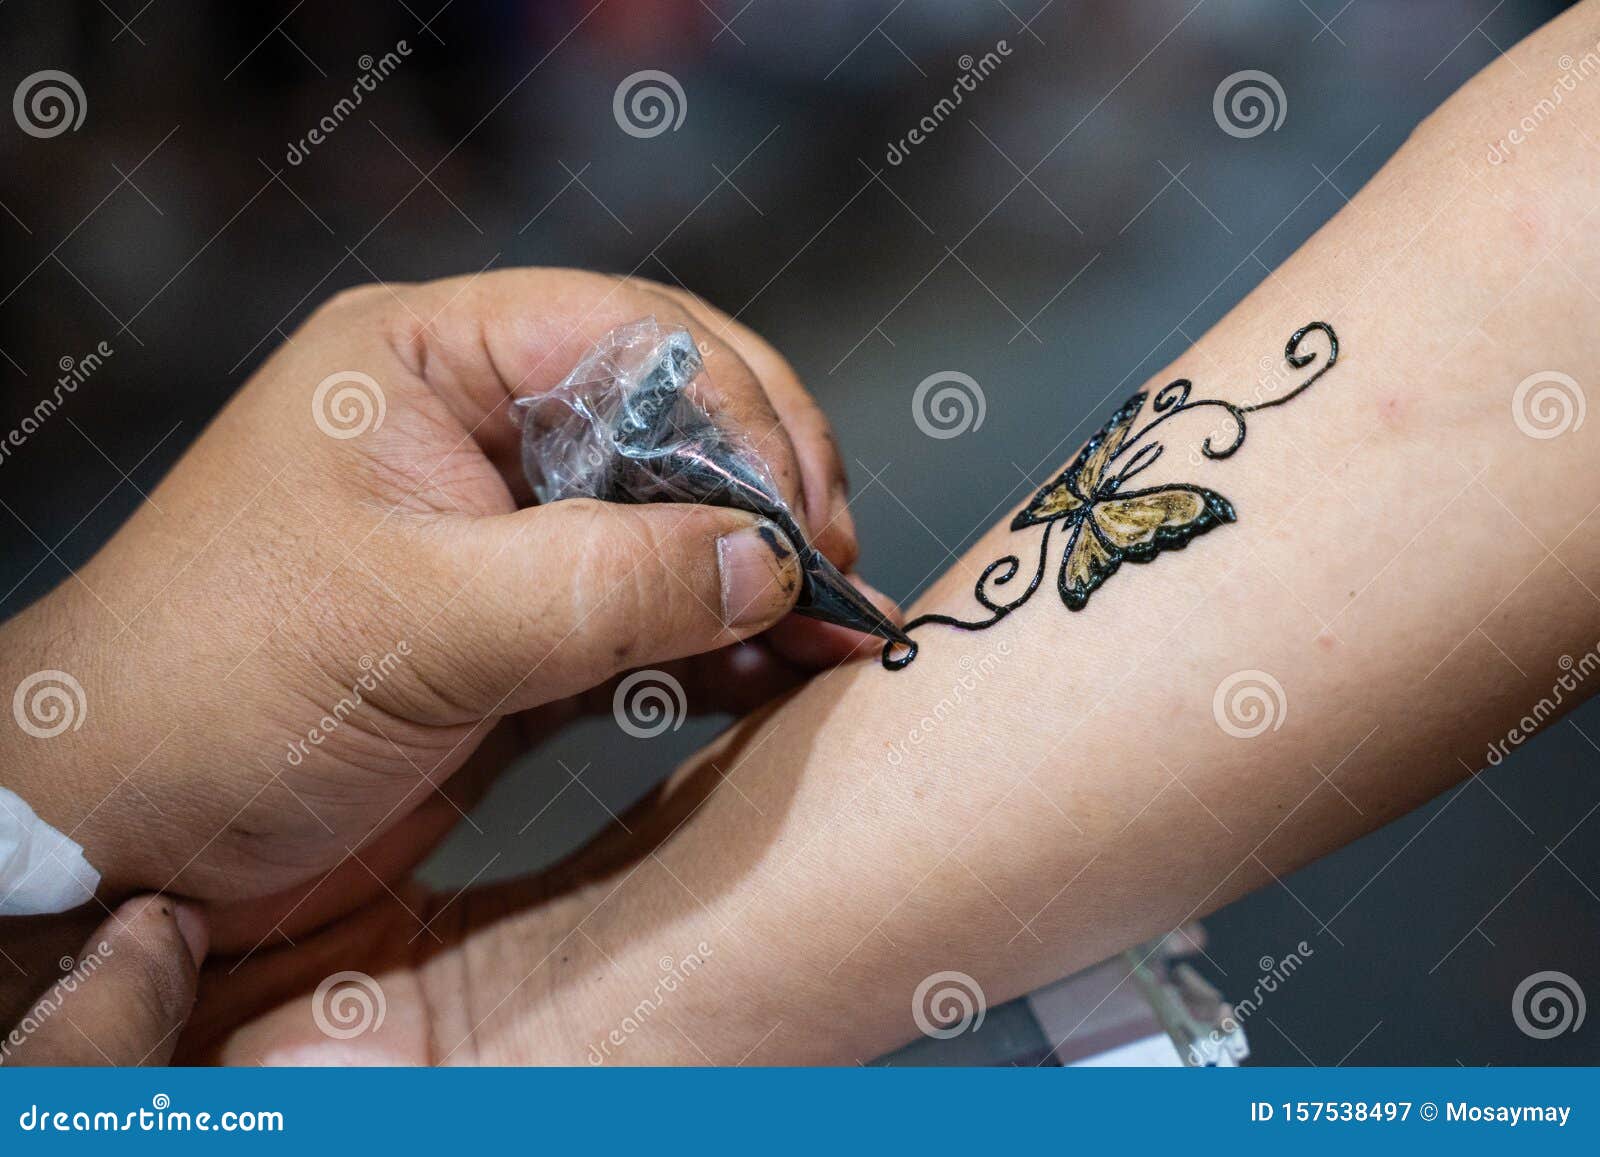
202,0,1600,1065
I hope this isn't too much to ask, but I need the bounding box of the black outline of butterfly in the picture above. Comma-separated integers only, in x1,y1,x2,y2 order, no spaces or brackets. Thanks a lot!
1010,391,1236,611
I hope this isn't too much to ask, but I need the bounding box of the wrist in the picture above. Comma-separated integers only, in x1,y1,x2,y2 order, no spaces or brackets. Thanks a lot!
0,589,143,900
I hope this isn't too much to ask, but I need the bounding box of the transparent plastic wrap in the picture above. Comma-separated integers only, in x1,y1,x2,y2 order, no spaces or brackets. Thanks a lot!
515,318,908,646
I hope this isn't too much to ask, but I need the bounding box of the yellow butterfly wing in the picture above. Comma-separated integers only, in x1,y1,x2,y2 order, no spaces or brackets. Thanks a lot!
1012,393,1145,530
1057,484,1236,609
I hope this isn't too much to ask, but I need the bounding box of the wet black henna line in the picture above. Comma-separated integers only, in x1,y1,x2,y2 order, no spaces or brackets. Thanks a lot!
881,522,1055,670
883,322,1340,671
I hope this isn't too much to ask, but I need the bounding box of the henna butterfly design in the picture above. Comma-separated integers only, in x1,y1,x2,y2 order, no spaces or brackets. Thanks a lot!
883,322,1338,670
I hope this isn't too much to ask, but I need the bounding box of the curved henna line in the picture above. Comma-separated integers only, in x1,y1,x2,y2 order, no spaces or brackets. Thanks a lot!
971,555,1022,612
879,522,1054,670
1199,404,1249,460
1152,379,1192,412
1238,321,1339,414
1111,441,1163,490
881,640,919,670
924,520,1052,624
1112,319,1336,465
1113,396,1248,466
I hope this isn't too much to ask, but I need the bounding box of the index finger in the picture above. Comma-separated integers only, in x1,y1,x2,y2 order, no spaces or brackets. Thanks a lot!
641,281,858,571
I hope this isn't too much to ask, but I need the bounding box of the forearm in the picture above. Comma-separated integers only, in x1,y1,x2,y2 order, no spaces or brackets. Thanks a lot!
455,2,1600,1063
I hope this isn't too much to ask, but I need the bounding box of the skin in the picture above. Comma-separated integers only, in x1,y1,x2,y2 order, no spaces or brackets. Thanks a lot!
2,895,205,1066
0,270,893,1033
14,2,1600,1065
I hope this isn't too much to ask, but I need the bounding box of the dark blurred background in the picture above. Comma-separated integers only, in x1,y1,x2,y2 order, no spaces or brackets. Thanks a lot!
2,0,1594,1065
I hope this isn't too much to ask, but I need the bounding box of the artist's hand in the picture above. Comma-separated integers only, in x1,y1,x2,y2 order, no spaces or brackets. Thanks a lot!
2,895,206,1066
0,269,885,944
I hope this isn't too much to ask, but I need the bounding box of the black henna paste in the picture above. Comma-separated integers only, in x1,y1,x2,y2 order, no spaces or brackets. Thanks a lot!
883,322,1339,670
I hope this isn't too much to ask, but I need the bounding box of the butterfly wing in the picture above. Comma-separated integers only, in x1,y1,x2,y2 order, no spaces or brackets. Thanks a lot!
1057,519,1117,608
1057,484,1236,609
1011,392,1146,530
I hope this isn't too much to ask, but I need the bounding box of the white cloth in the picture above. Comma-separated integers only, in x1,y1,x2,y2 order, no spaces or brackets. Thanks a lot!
0,786,99,916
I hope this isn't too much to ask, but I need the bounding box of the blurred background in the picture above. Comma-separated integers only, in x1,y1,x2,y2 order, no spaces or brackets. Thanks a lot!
1,0,1595,1064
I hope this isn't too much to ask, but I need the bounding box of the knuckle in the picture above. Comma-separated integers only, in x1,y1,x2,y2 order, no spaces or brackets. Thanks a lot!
631,275,695,305
582,504,719,640
316,282,388,318
585,504,659,610
527,499,635,623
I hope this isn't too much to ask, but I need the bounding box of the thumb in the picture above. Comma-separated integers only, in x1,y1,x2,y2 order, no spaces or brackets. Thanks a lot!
1,895,206,1066
422,499,803,715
